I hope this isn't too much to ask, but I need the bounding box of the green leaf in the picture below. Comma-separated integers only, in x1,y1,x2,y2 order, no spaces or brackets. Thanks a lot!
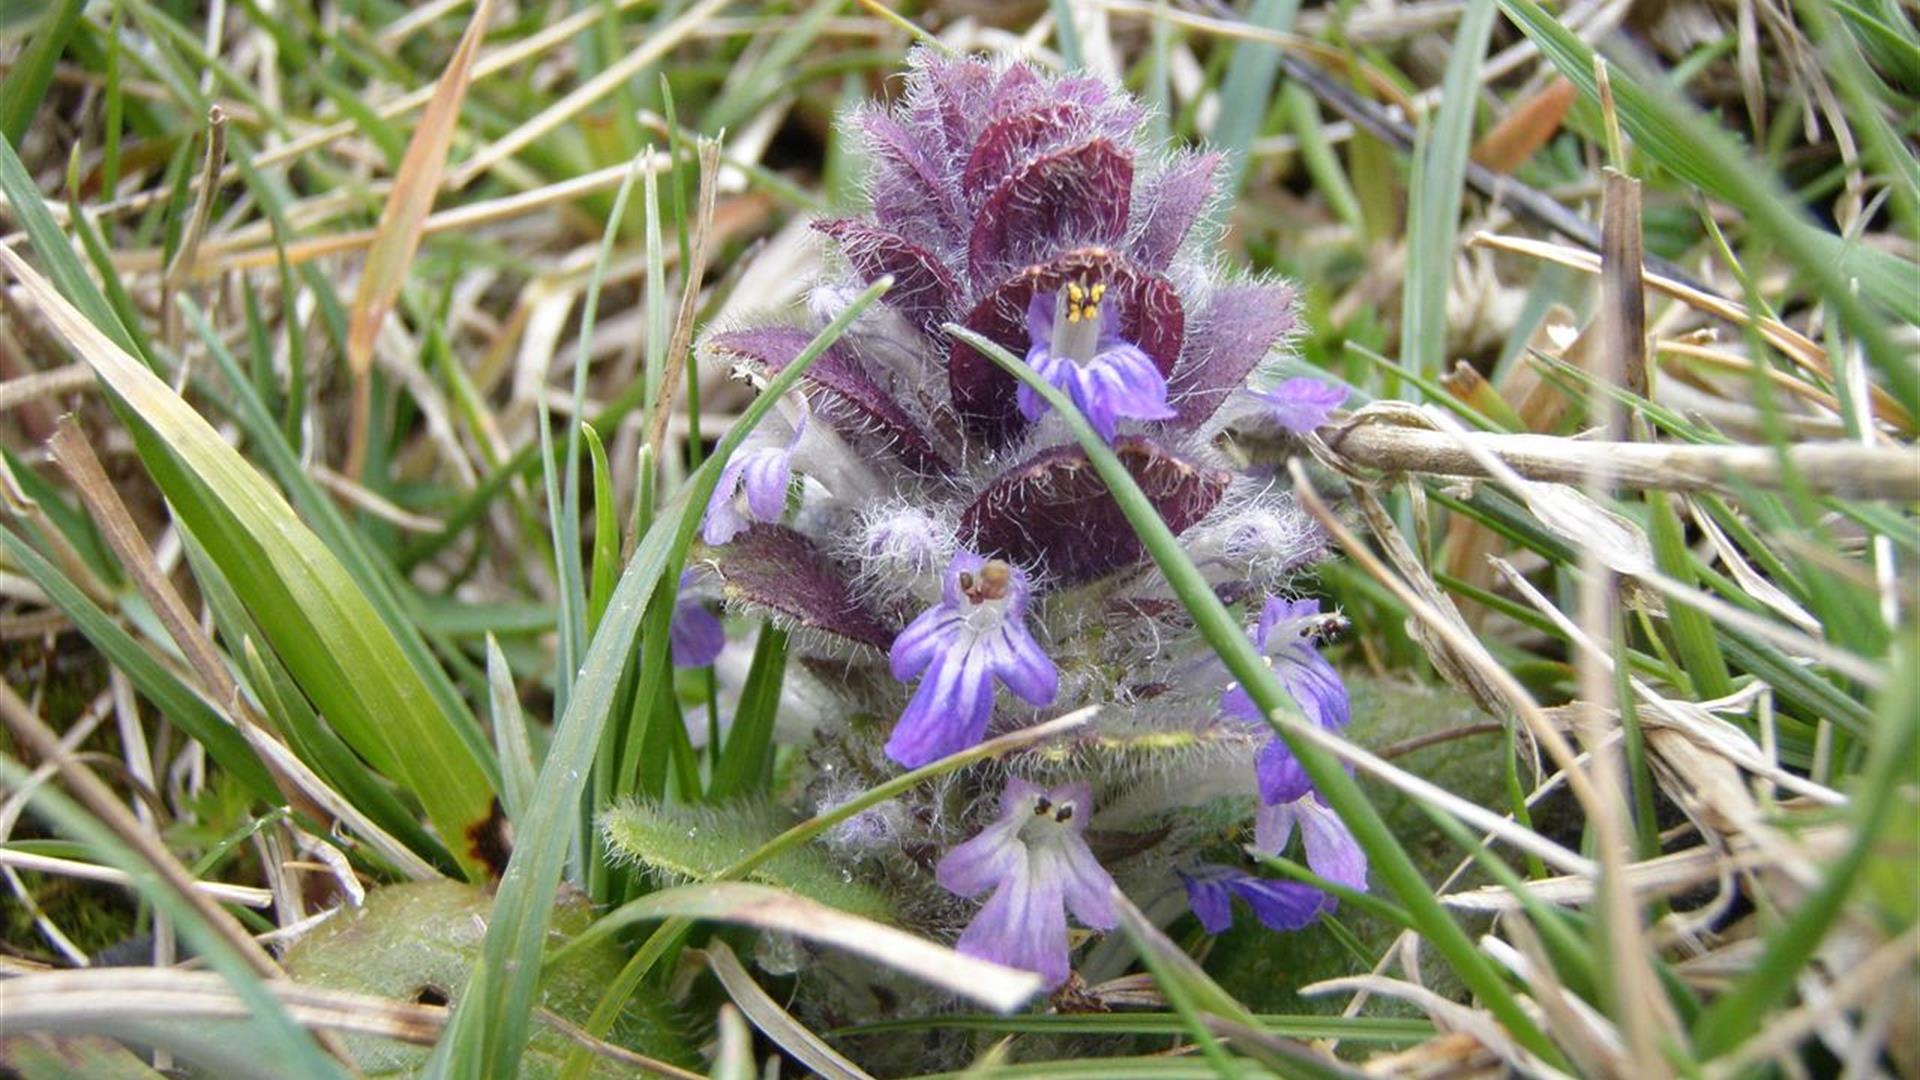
601,798,891,920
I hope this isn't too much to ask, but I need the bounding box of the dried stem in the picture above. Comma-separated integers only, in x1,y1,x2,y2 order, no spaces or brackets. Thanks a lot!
1325,420,1920,499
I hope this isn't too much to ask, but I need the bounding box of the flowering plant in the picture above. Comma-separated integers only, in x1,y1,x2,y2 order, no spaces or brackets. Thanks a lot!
689,50,1363,993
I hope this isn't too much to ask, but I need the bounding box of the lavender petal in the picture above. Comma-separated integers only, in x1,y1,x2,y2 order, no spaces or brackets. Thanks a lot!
1052,840,1117,930
985,622,1059,706
889,605,965,682
884,646,994,767
1179,868,1237,934
1297,798,1368,892
1254,377,1348,435
1255,737,1314,806
1230,875,1332,931
955,860,1071,988
669,601,726,668
934,814,1025,897
699,456,752,547
951,248,1184,443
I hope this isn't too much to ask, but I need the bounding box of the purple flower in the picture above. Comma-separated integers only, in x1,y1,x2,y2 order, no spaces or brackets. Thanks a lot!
1016,286,1176,440
1255,793,1368,894
1221,598,1350,805
886,552,1057,767
1252,377,1347,435
936,777,1116,987
700,411,807,547
669,571,725,668
1178,863,1330,933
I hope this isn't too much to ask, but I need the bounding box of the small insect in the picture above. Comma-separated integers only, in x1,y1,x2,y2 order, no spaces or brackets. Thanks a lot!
1295,610,1350,645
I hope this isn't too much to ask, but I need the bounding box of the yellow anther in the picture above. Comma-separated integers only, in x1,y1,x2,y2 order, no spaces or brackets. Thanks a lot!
1066,305,1081,323
1084,302,1100,320
1067,282,1085,303
1090,282,1107,303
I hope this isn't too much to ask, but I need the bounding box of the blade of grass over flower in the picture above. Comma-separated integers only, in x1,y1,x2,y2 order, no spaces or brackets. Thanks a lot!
1400,0,1496,379
343,0,496,480
949,324,1564,1068
426,277,893,1080
555,708,1099,1076
585,882,1043,1011
549,152,648,716
0,243,498,881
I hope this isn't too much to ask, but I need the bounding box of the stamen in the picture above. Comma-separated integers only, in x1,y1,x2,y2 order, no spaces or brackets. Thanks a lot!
1034,796,1053,815
962,560,1014,604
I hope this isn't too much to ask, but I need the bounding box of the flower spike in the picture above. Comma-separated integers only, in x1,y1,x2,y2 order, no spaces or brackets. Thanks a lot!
886,552,1057,767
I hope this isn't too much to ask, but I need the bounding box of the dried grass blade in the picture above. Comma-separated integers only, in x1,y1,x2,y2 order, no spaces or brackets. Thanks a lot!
342,0,497,479
598,883,1042,1013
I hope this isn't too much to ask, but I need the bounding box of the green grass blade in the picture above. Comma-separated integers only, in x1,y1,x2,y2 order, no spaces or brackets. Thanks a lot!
1400,0,1496,379
584,423,620,632
708,625,791,800
487,634,539,826
0,0,84,144
1213,0,1301,194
